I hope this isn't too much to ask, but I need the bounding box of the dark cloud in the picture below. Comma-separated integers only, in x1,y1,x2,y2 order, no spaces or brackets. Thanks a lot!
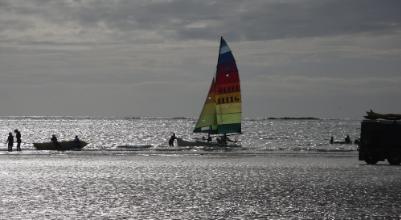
242,0,401,40
75,0,401,41
1,0,400,43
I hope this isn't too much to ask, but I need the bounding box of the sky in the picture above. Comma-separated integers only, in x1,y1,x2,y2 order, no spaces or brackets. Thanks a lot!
0,0,400,119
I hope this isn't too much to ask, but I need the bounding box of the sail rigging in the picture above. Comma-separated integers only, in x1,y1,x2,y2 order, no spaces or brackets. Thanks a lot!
194,37,241,134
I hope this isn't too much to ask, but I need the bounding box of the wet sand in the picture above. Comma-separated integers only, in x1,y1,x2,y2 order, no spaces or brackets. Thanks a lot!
0,152,400,219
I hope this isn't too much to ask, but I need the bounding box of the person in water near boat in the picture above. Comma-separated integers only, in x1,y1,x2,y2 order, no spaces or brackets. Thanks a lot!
168,133,177,146
6,132,14,152
14,129,22,151
345,135,351,144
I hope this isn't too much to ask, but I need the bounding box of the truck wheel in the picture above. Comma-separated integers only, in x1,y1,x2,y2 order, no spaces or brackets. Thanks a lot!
388,154,401,165
365,155,378,165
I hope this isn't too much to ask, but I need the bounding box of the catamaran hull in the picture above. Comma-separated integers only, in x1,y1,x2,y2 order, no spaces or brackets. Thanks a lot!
176,138,241,148
33,141,88,151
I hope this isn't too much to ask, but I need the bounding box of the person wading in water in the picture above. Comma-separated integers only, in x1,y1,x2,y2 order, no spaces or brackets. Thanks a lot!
6,132,14,152
169,133,177,147
14,129,22,151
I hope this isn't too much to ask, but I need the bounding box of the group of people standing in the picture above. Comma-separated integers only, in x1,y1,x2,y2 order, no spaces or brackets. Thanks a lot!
6,129,22,152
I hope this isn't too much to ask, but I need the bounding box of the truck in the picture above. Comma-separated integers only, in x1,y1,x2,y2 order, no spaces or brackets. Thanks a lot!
358,119,401,165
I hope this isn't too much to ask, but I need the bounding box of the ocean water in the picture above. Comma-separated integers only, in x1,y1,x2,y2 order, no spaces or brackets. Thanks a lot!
1,117,400,219
0,117,360,151
1,154,400,219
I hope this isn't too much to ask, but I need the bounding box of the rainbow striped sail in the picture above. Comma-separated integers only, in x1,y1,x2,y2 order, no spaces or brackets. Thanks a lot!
194,37,241,134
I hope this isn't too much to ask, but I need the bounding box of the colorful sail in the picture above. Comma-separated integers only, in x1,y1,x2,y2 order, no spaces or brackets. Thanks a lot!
193,78,218,133
194,37,241,134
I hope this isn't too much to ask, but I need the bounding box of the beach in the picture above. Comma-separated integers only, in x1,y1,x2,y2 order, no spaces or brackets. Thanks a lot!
1,152,400,219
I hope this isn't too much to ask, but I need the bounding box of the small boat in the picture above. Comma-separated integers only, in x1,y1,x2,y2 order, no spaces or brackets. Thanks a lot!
364,110,401,120
177,37,242,148
33,140,88,151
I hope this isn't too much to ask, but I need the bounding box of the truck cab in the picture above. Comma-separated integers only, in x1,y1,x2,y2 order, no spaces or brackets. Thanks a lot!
359,119,401,165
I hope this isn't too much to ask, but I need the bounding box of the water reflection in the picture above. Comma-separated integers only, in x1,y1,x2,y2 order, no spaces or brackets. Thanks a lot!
0,117,360,151
0,155,399,219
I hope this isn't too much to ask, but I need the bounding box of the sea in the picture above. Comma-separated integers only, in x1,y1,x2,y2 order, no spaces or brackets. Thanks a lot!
0,116,360,152
2,117,400,219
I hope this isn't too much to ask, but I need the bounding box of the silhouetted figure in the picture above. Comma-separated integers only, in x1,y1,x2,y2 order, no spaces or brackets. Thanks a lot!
51,135,60,149
207,129,212,143
14,129,22,151
74,135,81,147
345,135,351,144
207,134,212,143
221,134,228,145
168,133,177,147
330,136,334,144
202,134,212,143
6,132,14,152
218,133,232,146
216,136,222,144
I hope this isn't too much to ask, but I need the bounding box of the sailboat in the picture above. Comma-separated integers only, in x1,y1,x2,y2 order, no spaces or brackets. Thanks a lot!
177,37,242,148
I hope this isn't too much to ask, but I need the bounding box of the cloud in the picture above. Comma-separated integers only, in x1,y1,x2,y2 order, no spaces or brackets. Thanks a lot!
0,0,400,117
1,0,400,45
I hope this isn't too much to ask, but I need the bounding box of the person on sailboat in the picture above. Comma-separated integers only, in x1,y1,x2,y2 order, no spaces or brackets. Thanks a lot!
344,135,351,144
207,129,213,143
202,129,212,143
218,133,233,146
168,133,177,147
221,133,227,145
202,134,212,143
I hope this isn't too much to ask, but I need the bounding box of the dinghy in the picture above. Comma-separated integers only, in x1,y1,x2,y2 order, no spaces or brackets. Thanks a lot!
33,140,88,151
